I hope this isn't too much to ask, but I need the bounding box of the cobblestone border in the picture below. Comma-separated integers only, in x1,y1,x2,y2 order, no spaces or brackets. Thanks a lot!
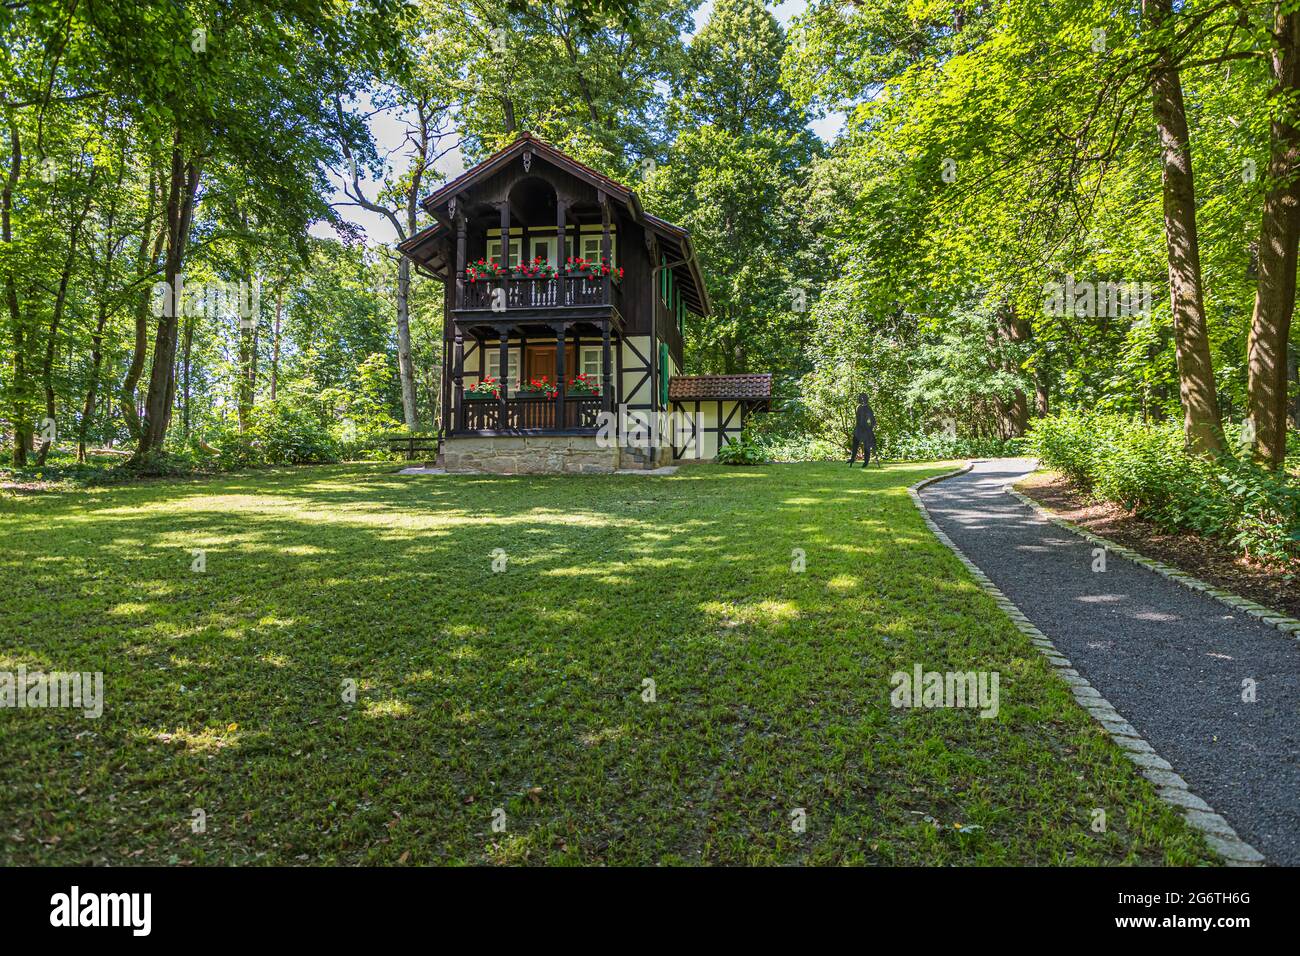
1005,480,1300,640
908,463,1265,867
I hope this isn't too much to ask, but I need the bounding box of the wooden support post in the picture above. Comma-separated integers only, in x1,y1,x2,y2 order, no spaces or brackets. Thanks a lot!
498,202,511,268
600,194,612,304
455,213,467,309
497,327,509,429
453,327,465,433
497,201,511,310
555,322,567,429
602,323,613,414
556,199,567,262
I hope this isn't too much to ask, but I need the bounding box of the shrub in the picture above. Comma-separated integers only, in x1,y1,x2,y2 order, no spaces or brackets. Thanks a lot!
1029,412,1300,567
202,404,341,469
717,436,771,465
748,434,844,461
878,432,1030,462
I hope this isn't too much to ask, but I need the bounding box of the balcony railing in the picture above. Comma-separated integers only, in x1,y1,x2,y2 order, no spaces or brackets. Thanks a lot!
458,274,621,313
458,394,604,433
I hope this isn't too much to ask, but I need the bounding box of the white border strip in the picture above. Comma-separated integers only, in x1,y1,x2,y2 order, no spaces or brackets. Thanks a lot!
908,463,1265,866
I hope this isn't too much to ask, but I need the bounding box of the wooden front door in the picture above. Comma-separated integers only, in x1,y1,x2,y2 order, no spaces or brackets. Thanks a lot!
524,344,577,386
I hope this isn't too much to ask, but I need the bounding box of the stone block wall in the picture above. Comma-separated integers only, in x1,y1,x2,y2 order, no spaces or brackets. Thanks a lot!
443,435,620,474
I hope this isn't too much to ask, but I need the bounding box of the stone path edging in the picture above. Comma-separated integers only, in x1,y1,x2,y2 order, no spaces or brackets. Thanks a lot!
1005,482,1300,641
907,462,1265,866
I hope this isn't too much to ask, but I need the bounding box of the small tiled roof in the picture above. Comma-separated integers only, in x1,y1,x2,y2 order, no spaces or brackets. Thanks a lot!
669,374,772,402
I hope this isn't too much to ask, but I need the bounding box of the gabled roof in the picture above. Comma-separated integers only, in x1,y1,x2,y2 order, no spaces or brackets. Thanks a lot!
419,132,634,215
397,133,711,316
669,374,772,403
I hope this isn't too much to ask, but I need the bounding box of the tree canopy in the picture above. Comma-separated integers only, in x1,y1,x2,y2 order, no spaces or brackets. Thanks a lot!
1,0,1297,474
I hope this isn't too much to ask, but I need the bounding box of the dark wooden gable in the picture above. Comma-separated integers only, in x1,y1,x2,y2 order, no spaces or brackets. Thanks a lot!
398,133,711,319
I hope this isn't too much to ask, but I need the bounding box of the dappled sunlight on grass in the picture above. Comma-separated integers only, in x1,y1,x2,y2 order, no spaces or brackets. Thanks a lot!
145,725,243,755
362,699,414,719
0,460,1212,866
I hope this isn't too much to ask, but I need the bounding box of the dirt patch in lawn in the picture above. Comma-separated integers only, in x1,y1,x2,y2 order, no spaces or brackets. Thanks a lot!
1017,472,1300,622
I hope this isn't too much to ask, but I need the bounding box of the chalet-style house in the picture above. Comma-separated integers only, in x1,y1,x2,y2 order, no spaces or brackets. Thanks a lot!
398,133,771,473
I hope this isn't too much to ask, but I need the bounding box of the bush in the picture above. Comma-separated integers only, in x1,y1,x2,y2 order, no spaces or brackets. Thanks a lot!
1029,412,1300,567
878,432,1030,462
717,436,771,465
202,403,341,469
748,430,1028,462
748,434,844,461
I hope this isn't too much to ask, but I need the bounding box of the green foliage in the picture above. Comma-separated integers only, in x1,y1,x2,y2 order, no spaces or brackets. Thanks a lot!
247,403,342,467
880,433,1030,463
640,0,819,376
1031,413,1300,567
715,435,771,465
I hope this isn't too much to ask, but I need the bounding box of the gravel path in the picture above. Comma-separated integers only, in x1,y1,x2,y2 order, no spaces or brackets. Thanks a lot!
919,458,1300,865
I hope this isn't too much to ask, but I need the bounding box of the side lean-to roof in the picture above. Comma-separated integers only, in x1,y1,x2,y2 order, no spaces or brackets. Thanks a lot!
669,374,772,406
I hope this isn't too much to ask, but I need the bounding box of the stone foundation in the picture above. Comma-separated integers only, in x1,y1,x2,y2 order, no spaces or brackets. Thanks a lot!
443,435,620,474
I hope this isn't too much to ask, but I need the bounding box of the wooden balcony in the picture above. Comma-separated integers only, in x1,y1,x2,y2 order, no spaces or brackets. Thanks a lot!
456,274,622,317
457,394,604,434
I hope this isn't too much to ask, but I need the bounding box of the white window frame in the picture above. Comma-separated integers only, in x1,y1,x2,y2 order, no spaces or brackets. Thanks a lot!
578,231,617,267
486,237,522,266
527,235,558,267
485,349,520,388
579,346,603,379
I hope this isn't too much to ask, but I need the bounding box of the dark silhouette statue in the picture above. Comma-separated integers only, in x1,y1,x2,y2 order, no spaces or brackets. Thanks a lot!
849,394,876,468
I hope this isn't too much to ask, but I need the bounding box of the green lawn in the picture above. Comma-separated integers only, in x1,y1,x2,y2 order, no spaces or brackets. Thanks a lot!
0,461,1213,865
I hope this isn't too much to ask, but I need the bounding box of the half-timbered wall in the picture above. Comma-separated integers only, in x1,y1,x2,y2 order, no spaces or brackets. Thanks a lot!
670,400,746,461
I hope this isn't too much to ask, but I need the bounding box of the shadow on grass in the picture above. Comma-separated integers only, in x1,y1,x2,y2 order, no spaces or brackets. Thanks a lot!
0,461,1211,866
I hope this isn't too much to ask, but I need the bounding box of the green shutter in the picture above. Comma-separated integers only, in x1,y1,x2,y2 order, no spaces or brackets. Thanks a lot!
659,342,670,407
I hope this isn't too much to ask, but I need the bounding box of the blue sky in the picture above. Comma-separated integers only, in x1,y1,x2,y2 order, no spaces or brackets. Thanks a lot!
323,0,840,245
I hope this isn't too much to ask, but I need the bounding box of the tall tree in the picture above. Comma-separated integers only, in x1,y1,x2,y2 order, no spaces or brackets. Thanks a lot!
1247,3,1300,467
1144,0,1224,454
644,0,818,374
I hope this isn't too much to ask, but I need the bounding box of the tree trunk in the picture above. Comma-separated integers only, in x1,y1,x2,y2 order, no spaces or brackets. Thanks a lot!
134,135,202,464
79,157,123,462
270,284,282,401
1034,359,1051,418
36,165,97,465
395,257,418,430
78,304,111,462
395,104,430,432
182,311,194,438
121,169,162,440
1247,4,1300,468
1146,0,1224,455
995,302,1031,438
235,211,255,434
3,117,29,466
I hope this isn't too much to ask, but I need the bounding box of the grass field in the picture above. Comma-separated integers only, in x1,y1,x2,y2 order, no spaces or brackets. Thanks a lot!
0,461,1214,864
